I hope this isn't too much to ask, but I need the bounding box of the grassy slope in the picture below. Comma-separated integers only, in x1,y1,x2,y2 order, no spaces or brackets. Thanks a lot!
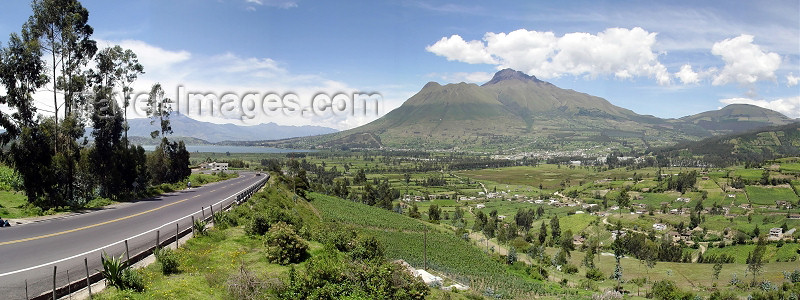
96,176,320,299
310,192,571,298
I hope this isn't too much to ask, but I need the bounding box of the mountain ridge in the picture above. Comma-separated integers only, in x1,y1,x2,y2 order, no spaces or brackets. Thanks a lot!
125,112,338,143
209,69,797,152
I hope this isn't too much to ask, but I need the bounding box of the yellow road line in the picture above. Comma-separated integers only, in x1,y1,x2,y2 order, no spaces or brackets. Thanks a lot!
0,193,210,246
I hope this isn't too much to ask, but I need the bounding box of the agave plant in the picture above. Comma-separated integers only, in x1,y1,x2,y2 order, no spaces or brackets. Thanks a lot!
99,252,126,289
99,252,145,292
193,219,208,236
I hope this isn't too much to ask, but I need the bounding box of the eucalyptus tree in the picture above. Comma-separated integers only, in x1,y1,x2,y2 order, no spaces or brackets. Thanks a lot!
27,0,97,154
146,83,172,140
0,27,55,207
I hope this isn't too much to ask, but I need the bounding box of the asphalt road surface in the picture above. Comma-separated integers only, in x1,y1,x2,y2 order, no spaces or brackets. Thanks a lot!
0,172,267,299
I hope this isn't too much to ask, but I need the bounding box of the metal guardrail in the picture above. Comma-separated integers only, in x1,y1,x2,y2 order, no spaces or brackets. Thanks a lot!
0,174,269,300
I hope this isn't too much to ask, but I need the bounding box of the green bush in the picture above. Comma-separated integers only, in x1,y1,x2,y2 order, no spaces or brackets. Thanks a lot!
563,264,579,274
121,268,145,292
349,235,384,261
154,247,180,275
585,267,605,281
247,214,271,236
213,211,238,230
266,222,309,265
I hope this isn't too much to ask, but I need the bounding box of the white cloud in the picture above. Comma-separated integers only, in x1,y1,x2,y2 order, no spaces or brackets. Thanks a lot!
675,64,699,85
787,73,799,87
426,27,672,85
29,39,394,130
425,35,497,64
98,39,191,73
674,64,718,85
719,96,800,118
711,34,781,86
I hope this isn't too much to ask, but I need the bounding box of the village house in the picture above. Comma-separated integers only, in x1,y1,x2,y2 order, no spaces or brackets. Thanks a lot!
769,228,784,240
776,201,793,209
653,223,667,231
205,162,229,171
572,235,586,245
676,197,691,203
611,230,627,240
476,203,485,209
667,231,681,242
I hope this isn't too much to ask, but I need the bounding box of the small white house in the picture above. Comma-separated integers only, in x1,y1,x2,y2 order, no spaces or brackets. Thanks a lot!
769,228,784,240
206,162,229,171
476,204,485,209
653,223,667,231
415,269,442,286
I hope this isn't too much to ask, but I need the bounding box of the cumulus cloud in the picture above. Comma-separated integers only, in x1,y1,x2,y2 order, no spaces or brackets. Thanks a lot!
425,35,497,64
711,34,781,86
426,27,672,85
787,73,799,87
719,97,800,118
675,64,699,84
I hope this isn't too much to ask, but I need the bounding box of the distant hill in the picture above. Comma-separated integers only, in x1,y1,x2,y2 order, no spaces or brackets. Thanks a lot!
125,113,338,143
259,69,793,152
680,103,795,133
653,122,800,166
127,136,211,145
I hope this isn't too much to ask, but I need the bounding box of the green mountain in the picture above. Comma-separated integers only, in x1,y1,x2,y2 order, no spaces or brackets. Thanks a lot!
653,122,800,166
680,103,795,133
260,69,796,152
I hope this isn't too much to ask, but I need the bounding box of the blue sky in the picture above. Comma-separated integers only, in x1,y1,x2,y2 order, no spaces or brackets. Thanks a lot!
1,0,798,129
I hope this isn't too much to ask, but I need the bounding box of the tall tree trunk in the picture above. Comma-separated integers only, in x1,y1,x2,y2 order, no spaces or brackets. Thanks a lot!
51,37,58,155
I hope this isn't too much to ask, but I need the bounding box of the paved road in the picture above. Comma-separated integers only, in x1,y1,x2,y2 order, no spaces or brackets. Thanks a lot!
0,172,266,299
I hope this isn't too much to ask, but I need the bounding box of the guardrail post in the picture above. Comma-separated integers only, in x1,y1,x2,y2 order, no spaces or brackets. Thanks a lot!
52,265,57,300
156,230,160,249
191,216,195,235
201,207,205,219
25,279,28,300
210,205,214,219
125,240,131,264
67,269,71,297
175,223,179,248
85,258,92,298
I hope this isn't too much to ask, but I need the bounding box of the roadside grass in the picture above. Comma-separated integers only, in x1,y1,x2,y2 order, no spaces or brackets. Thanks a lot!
96,181,323,299
0,190,30,219
95,226,322,299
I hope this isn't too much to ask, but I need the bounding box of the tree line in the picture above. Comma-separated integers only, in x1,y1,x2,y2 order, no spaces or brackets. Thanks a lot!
0,0,190,209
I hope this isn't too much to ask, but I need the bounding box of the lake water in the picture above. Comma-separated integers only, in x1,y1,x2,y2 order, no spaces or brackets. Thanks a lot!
141,145,314,153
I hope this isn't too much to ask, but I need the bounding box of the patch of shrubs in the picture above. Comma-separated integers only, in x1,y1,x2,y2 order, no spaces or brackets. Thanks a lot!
266,222,309,265
154,247,180,275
